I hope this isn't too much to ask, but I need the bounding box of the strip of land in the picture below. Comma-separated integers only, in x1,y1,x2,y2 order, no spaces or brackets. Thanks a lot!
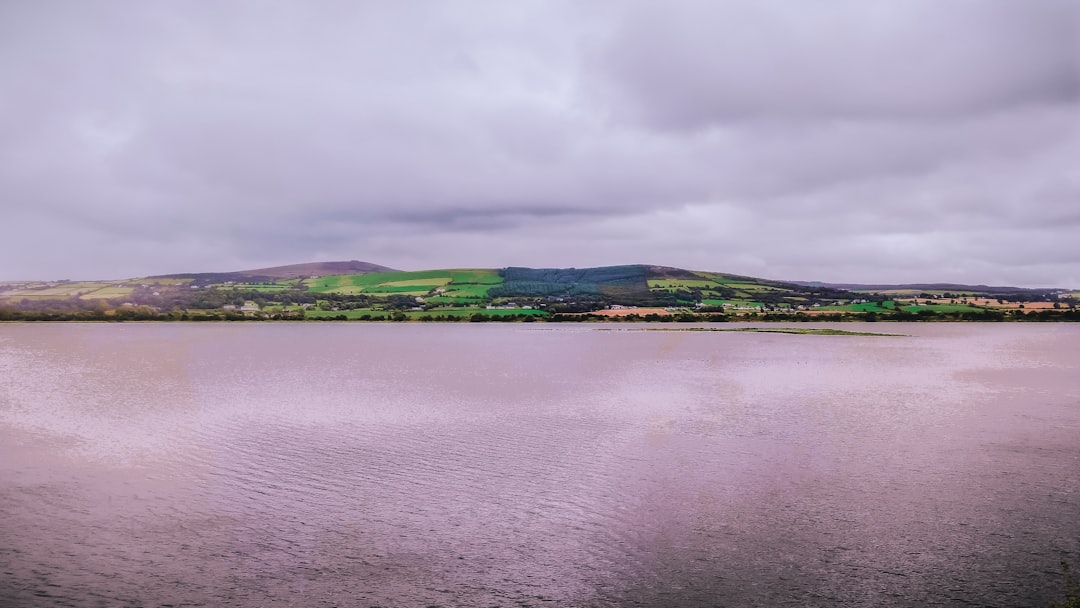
1,261,1075,322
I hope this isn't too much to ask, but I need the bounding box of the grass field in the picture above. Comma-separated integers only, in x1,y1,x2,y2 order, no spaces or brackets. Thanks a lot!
423,295,486,304
301,306,546,319
361,286,442,295
648,279,719,290
307,269,503,297
901,303,986,314
817,301,897,313
2,281,139,299
303,309,389,319
723,283,790,292
211,283,297,292
410,308,546,318
380,278,454,288
80,287,135,299
700,300,766,308
688,272,743,284
855,289,982,297
133,278,193,285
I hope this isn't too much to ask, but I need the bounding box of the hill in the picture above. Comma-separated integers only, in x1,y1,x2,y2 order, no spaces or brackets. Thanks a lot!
793,281,1051,295
2,262,1075,321
151,260,396,283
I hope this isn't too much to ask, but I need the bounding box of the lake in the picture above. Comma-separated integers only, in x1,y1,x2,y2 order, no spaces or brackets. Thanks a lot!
1,323,1078,607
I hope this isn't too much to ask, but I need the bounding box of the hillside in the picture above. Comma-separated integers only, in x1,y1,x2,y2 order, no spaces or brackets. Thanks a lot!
793,281,1052,295
151,260,396,283
1,262,1075,321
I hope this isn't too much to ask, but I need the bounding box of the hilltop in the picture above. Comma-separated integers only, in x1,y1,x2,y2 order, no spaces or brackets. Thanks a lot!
151,260,397,282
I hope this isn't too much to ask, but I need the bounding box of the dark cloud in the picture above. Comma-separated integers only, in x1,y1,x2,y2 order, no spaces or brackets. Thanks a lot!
598,0,1080,128
0,0,1078,286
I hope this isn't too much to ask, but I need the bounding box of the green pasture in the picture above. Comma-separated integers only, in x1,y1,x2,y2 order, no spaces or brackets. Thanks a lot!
423,295,486,304
860,289,980,297
817,301,896,313
648,279,719,290
441,283,500,298
362,286,441,295
701,300,765,308
81,287,134,299
689,272,742,284
212,283,295,292
301,306,546,320
307,269,503,296
411,307,547,318
380,278,453,288
901,303,986,314
304,308,387,319
724,283,790,292
3,281,131,298
0,294,69,300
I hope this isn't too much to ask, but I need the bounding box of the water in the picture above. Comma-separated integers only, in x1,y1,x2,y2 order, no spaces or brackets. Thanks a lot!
1,322,1078,607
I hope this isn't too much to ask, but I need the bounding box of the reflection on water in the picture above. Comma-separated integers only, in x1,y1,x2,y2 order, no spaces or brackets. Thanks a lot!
1,323,1078,607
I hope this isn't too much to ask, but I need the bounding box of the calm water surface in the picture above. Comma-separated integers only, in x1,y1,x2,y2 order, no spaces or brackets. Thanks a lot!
1,323,1078,607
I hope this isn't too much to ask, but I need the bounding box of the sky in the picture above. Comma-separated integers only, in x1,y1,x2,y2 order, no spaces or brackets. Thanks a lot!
2,1,1079,287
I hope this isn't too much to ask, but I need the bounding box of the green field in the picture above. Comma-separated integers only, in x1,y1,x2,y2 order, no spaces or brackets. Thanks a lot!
2,281,139,299
306,269,503,297
80,287,135,299
856,289,981,297
362,286,442,295
696,299,768,308
384,278,454,287
411,307,546,318
817,301,897,313
139,278,193,285
211,283,296,292
423,295,486,304
687,272,743,284
301,306,546,320
901,303,986,314
303,308,389,319
648,279,719,290
723,283,790,292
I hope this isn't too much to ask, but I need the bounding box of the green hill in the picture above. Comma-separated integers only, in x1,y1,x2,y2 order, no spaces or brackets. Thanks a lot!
2,261,1074,321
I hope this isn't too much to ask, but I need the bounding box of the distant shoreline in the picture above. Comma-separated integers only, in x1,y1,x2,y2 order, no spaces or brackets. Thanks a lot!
2,313,1079,324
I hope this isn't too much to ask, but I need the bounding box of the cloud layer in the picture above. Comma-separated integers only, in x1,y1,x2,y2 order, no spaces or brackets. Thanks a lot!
2,0,1078,286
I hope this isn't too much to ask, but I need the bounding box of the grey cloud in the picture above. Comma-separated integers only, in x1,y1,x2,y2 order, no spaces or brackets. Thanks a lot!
0,1,1078,286
597,0,1080,128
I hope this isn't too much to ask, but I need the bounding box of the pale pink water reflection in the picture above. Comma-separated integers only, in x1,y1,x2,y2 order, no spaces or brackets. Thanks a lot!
1,323,1078,607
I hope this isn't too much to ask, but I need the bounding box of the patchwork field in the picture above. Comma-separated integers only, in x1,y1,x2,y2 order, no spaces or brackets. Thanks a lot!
79,287,135,299
647,279,719,290
699,299,766,308
585,307,675,317
302,306,546,319
306,269,503,298
901,303,986,313
1,281,140,300
3,263,1071,322
817,301,897,313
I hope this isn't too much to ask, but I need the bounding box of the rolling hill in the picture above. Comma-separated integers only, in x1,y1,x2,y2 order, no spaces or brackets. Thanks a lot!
1,261,1074,321
150,260,397,283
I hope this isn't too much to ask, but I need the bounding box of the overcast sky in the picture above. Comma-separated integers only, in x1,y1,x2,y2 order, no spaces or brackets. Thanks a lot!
2,1,1078,286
